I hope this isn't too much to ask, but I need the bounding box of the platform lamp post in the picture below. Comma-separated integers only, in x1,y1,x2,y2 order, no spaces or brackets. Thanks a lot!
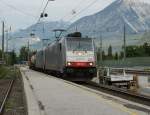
1,21,5,63
123,23,126,61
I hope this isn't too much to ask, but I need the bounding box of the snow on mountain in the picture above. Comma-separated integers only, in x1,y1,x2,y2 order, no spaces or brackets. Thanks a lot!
68,0,150,38
2,0,150,53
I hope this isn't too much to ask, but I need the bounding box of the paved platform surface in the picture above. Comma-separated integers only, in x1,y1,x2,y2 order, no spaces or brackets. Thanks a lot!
20,67,149,115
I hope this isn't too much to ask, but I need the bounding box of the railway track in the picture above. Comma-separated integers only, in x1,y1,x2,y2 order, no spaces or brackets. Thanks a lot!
77,81,150,107
125,70,150,75
32,68,150,107
0,79,15,115
99,68,150,75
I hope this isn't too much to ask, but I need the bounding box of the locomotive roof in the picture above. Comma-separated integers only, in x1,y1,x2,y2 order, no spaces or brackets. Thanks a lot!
46,36,93,47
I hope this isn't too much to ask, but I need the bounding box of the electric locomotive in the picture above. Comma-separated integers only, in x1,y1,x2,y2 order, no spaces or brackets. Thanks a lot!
31,32,97,81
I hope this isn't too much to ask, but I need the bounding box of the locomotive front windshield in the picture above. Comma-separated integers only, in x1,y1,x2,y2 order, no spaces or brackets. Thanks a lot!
67,38,93,51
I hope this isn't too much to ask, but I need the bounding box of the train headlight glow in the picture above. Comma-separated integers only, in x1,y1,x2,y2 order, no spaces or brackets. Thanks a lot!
67,62,71,66
78,52,82,56
89,62,93,66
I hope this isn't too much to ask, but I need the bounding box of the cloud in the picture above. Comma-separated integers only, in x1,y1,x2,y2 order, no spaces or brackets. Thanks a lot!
0,0,150,30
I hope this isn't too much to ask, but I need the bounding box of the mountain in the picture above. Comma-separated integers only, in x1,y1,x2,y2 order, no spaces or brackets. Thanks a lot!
3,0,150,53
12,21,70,40
6,21,70,52
68,0,150,38
68,0,150,52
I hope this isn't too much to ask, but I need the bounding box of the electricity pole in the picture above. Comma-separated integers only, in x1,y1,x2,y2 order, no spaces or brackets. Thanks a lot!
99,33,103,62
123,23,126,61
6,30,9,53
5,30,9,65
75,25,78,32
27,40,30,63
2,21,5,62
6,26,11,53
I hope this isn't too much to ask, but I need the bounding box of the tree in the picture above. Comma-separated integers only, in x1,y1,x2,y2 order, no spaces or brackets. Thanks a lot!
107,45,113,59
143,42,150,56
8,50,17,65
126,45,146,57
102,51,106,60
114,52,119,60
119,51,124,59
126,46,137,57
19,46,28,61
96,47,100,61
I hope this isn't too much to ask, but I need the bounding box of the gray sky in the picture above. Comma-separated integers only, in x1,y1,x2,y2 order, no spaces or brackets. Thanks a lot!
0,0,150,31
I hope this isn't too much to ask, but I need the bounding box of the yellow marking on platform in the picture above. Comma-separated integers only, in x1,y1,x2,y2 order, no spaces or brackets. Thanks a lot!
63,82,138,115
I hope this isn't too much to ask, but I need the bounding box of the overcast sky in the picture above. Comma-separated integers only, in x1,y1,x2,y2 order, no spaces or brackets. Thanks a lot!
0,0,150,31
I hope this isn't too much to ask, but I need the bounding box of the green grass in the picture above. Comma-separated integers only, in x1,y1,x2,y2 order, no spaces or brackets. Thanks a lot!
0,66,16,79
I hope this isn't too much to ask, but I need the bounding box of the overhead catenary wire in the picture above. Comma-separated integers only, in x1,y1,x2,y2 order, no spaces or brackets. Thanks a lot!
68,0,98,22
33,0,99,36
34,0,83,34
37,0,54,23
35,0,98,29
32,0,47,32
0,0,36,19
36,0,46,18
66,0,99,31
60,0,87,21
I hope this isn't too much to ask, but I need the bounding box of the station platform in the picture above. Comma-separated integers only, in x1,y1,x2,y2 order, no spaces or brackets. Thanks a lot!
20,67,149,115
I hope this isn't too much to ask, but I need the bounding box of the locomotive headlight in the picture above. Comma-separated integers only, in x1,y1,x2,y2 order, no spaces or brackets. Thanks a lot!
78,52,82,56
67,62,71,66
89,62,93,66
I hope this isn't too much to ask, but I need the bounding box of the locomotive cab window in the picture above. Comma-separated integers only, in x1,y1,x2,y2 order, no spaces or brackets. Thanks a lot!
66,38,93,51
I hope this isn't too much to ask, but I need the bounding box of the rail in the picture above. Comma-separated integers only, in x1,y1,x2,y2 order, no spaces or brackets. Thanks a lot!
85,81,150,106
0,79,14,114
98,67,150,75
125,69,150,75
